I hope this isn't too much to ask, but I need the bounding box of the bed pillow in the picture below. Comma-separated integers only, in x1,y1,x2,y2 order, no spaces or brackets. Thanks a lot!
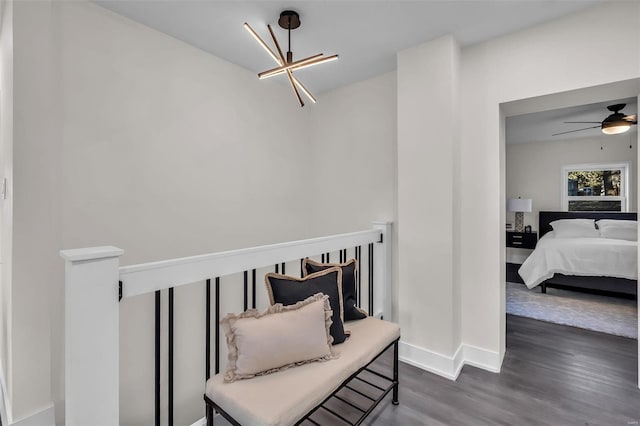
221,293,337,383
266,267,348,344
549,219,599,238
597,219,637,241
303,258,367,321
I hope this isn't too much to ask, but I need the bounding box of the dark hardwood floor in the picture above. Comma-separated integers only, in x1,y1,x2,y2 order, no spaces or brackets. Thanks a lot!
347,315,639,426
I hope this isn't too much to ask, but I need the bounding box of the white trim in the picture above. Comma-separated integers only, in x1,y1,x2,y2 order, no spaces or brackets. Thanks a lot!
452,344,465,378
59,246,123,262
119,228,383,298
399,341,463,380
462,344,502,373
62,250,121,426
189,417,206,426
561,162,631,211
9,404,55,426
0,364,9,426
399,341,502,381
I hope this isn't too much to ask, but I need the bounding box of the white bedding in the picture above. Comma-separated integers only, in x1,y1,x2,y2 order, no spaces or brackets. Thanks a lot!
518,231,638,289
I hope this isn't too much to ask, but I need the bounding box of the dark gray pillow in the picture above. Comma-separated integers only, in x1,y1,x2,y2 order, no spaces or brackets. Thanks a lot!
303,258,367,321
265,267,348,344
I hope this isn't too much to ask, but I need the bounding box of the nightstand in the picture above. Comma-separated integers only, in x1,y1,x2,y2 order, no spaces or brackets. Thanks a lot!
506,231,537,283
506,231,537,249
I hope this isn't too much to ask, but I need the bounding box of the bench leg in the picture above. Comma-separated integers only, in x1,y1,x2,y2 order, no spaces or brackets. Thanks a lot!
541,284,547,294
206,401,214,426
392,340,399,405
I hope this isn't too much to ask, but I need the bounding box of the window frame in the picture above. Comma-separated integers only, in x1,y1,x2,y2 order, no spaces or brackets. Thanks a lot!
561,162,631,212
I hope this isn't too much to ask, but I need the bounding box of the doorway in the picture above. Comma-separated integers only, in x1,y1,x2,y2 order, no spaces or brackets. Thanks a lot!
500,78,640,387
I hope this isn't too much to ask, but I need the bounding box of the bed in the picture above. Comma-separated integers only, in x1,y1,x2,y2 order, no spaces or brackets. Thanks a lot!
518,211,638,297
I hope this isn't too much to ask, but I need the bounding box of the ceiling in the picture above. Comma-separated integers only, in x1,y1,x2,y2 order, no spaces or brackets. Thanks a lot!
95,0,603,95
95,1,635,143
506,98,638,144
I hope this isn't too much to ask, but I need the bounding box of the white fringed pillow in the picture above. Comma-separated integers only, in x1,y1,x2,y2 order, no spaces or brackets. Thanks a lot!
550,219,599,238
597,219,637,241
221,293,337,383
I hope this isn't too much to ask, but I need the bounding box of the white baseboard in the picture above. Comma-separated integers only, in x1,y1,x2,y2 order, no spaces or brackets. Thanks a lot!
399,341,501,381
191,413,234,426
0,365,8,426
10,404,55,426
399,341,463,380
462,344,502,373
189,417,206,426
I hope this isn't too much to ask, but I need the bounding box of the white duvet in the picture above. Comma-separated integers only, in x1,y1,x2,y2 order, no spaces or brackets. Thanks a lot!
518,231,638,289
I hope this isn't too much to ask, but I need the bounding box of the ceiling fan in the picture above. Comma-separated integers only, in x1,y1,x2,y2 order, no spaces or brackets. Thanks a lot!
553,104,637,136
244,11,339,107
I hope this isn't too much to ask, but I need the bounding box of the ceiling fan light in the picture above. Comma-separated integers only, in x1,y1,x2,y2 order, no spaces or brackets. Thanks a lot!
602,123,631,135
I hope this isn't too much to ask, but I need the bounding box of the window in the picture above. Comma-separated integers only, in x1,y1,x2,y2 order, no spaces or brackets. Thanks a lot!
561,162,630,212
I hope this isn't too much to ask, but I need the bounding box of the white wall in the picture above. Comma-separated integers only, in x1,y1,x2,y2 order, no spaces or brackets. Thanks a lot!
307,71,397,237
397,36,462,371
0,0,13,422
307,69,398,321
460,1,640,362
506,133,638,229
390,0,639,376
4,0,640,423
10,0,58,421
4,1,319,424
57,3,317,425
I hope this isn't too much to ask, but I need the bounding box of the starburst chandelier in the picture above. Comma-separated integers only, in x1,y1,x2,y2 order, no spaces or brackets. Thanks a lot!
244,10,339,107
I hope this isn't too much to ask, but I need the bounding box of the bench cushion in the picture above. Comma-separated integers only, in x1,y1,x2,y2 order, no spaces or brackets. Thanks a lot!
206,317,400,426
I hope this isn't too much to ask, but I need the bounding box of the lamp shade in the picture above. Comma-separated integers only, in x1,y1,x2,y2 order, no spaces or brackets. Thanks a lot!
508,198,532,213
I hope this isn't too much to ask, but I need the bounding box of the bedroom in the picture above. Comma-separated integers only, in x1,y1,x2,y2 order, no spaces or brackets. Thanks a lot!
505,99,638,337
0,1,639,425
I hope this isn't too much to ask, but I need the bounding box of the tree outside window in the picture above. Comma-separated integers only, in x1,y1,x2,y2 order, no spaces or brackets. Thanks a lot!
562,163,629,212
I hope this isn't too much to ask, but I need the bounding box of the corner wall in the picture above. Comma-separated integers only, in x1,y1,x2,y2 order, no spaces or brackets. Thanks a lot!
9,1,317,424
58,3,316,424
0,0,13,422
397,35,462,375
11,0,58,421
306,72,397,236
460,1,640,360
392,0,640,377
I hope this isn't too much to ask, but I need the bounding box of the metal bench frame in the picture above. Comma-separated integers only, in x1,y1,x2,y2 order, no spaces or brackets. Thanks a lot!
204,338,399,426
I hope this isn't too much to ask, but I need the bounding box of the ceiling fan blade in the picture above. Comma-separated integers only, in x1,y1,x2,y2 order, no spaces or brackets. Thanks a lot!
552,125,600,136
286,69,304,107
563,121,602,124
243,23,282,66
623,114,637,123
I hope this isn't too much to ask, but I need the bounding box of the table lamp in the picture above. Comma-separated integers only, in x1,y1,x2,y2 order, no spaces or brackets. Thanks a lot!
508,198,532,232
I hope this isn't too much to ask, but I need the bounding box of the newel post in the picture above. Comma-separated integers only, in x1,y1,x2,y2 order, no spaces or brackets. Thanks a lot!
60,246,123,426
372,221,392,321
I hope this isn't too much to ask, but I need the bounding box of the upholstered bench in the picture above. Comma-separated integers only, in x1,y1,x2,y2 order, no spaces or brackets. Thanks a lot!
204,316,400,425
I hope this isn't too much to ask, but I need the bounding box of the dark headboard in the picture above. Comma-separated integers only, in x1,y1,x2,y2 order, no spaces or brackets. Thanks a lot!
539,211,638,238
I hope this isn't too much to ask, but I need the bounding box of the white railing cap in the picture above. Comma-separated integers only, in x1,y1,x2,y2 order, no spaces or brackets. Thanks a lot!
60,246,124,262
